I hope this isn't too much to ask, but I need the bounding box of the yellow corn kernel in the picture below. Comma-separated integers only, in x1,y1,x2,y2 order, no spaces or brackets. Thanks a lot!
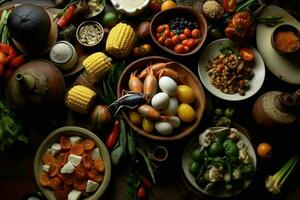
65,85,96,114
106,23,136,58
83,52,112,82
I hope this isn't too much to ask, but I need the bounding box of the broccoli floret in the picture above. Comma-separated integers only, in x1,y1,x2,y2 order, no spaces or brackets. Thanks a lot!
223,139,239,157
241,164,255,178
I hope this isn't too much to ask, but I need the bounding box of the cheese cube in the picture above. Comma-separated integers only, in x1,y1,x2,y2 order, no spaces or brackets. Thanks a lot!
70,136,82,145
46,148,56,156
68,189,81,200
51,143,61,154
68,154,82,167
90,148,102,160
61,161,75,174
86,180,99,192
42,164,50,173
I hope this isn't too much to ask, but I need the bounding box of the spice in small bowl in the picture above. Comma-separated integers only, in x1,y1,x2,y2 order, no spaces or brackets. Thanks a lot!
202,0,224,20
76,21,104,47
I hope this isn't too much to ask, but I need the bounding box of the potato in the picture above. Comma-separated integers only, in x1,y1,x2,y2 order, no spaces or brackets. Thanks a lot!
136,21,151,40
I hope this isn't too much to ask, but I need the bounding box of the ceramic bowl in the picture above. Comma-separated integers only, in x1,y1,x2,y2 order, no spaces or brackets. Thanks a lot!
271,23,300,56
182,127,257,197
85,0,105,18
34,126,111,200
111,0,150,16
150,6,207,56
76,21,104,48
117,56,206,141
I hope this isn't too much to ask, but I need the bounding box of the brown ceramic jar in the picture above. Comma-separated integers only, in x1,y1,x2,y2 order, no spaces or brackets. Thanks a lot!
252,90,299,130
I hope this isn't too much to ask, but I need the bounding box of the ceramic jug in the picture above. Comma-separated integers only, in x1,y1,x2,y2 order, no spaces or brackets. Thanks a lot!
252,89,300,129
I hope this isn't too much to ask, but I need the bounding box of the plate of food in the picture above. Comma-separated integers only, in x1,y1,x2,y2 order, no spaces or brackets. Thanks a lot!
256,5,300,84
198,38,265,101
182,127,257,197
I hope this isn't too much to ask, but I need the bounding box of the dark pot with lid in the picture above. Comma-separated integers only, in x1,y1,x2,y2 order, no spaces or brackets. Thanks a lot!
6,60,66,112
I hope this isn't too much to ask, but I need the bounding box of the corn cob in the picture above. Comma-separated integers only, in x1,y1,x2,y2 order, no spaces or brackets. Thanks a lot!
65,85,96,114
106,23,136,58
83,52,112,82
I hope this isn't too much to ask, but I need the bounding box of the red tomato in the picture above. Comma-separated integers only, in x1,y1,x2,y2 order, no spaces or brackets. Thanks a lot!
239,47,255,62
156,25,165,33
158,36,165,44
179,33,187,41
164,38,173,48
187,39,195,49
183,28,191,37
191,29,201,38
136,186,146,199
183,45,190,53
224,0,237,13
181,39,189,46
163,29,171,38
174,44,185,53
171,35,179,45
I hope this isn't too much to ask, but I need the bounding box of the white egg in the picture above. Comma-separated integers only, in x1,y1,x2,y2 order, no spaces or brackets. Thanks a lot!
151,92,170,110
159,76,177,96
162,97,178,116
168,116,181,128
155,121,173,135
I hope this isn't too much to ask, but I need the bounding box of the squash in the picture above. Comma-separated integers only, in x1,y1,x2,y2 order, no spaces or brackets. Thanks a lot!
7,4,51,46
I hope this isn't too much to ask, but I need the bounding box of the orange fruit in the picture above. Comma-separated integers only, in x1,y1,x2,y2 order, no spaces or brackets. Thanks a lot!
161,0,177,11
257,142,273,159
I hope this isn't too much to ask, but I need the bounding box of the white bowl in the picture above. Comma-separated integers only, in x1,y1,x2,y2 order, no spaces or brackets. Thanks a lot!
111,0,150,16
198,38,265,101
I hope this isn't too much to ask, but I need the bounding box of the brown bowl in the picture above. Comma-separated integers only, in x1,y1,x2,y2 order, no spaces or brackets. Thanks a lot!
271,24,300,56
117,56,206,141
150,6,207,56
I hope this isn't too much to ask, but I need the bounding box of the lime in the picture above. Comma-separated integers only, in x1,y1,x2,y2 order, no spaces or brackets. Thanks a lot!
177,103,196,123
102,12,118,27
192,148,204,162
189,161,200,175
176,85,195,104
208,142,223,157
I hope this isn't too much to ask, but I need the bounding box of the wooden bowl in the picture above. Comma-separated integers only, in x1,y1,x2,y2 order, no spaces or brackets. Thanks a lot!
150,6,207,56
271,23,300,57
117,56,206,141
34,126,111,200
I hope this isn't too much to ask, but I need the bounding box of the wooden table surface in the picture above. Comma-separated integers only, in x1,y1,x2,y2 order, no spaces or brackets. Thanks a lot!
0,1,300,200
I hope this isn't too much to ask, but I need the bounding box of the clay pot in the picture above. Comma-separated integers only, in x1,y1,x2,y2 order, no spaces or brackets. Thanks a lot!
6,60,66,111
252,90,299,129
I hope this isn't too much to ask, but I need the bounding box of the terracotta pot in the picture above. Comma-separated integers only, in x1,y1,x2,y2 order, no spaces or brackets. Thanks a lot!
252,90,299,129
6,60,66,111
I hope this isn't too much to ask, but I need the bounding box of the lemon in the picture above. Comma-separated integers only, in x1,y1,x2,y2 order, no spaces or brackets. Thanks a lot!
177,103,196,123
176,85,195,104
142,118,154,133
129,111,142,125
161,0,177,11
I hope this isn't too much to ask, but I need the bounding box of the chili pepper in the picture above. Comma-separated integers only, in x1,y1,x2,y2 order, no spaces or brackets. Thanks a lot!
106,120,121,149
0,43,16,65
57,4,77,28
136,186,146,199
140,175,152,188
8,55,25,70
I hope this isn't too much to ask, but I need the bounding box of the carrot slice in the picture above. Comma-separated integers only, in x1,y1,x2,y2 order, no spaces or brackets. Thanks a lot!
75,164,86,179
58,173,74,186
94,158,105,173
71,144,84,155
40,172,50,187
49,177,62,190
41,153,56,165
54,189,68,200
73,179,87,191
87,169,104,183
82,139,95,150
60,136,71,151
82,153,93,169
50,163,60,177
57,152,69,167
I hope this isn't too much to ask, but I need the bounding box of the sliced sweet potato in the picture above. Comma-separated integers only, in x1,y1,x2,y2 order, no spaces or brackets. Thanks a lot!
82,153,93,169
82,139,95,151
57,152,69,167
40,171,50,187
75,164,86,179
49,177,62,190
94,158,105,173
73,179,87,191
71,144,84,155
58,173,74,186
87,169,104,183
50,163,60,177
60,135,71,151
54,189,68,200
41,153,56,165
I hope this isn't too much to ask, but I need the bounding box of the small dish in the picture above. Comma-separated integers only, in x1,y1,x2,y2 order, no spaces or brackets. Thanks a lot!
198,38,265,101
86,0,105,18
110,0,150,16
182,127,257,197
271,23,300,56
76,21,104,48
201,0,224,20
117,56,206,141
34,126,111,200
150,6,207,56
